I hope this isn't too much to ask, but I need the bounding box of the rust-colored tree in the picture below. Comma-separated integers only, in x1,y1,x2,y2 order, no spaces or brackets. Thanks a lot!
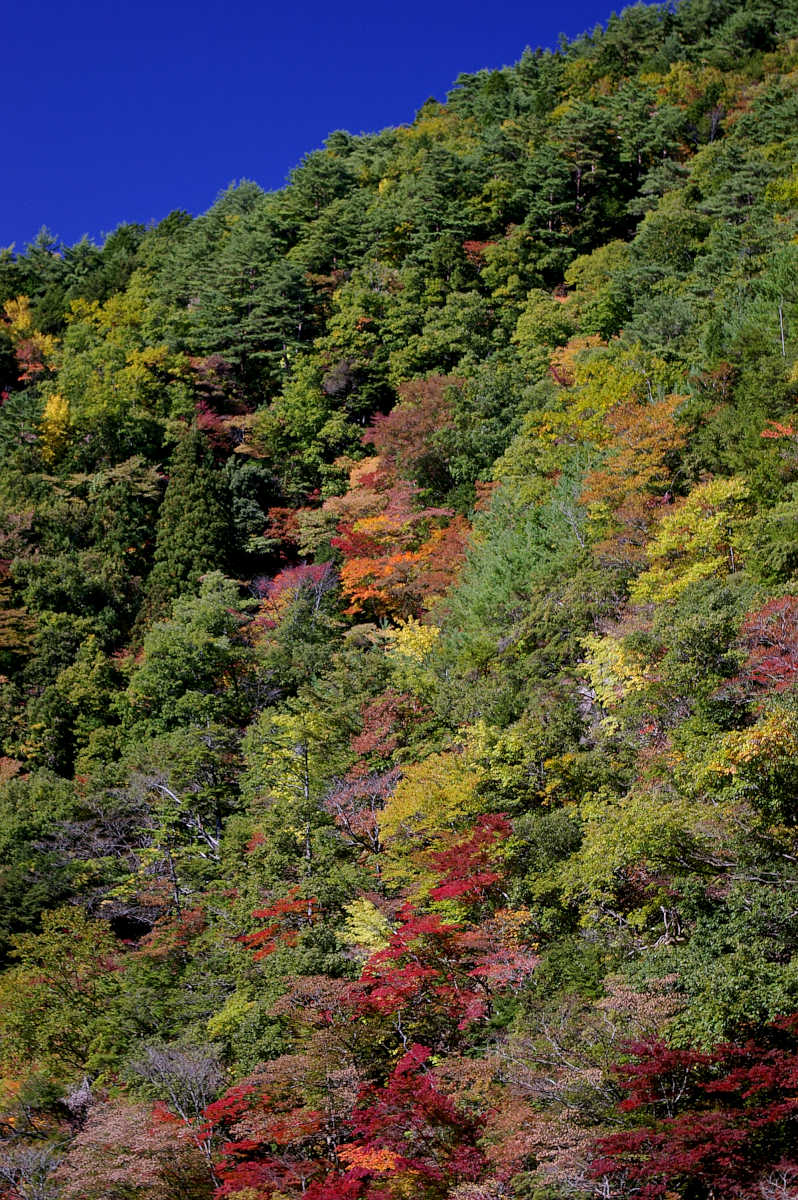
734,596,798,696
580,392,686,567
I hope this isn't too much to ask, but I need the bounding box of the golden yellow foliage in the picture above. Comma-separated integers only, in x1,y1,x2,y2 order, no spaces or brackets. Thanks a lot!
340,898,392,953
630,477,751,603
3,296,35,338
581,632,654,722
38,392,71,463
385,617,441,696
2,295,58,379
709,711,798,777
379,751,482,893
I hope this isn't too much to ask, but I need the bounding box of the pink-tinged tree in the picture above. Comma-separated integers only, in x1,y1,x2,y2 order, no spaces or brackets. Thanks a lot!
363,374,461,493
324,768,401,860
188,353,251,457
350,690,432,768
252,562,337,631
57,1099,213,1200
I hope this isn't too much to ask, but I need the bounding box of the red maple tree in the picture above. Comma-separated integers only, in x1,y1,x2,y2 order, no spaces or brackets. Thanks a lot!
592,1016,798,1199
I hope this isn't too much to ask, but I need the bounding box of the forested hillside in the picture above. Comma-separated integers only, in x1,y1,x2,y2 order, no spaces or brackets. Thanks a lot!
3,1,798,1195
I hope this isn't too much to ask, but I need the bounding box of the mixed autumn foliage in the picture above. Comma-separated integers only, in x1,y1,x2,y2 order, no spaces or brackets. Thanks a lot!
3,0,798,1196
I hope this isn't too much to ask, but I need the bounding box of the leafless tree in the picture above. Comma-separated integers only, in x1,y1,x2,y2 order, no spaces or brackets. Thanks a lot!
131,1042,223,1124
0,1142,62,1200
759,1166,798,1200
130,1043,224,1180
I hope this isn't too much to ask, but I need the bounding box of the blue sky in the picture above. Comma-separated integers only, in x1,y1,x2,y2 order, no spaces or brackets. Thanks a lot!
5,0,626,250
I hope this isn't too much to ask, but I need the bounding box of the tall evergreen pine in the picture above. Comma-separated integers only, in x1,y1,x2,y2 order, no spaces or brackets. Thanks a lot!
141,427,231,621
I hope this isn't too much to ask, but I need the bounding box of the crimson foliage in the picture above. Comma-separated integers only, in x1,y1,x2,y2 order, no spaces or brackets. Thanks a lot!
592,1016,798,1199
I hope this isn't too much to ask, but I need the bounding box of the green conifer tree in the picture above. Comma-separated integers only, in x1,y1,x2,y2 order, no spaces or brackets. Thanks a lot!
141,427,231,622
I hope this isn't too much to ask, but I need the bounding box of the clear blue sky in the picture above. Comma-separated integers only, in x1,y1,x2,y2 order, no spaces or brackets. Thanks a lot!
4,0,622,251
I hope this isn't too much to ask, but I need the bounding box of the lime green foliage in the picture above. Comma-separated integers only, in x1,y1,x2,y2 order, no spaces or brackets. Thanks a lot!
379,751,483,892
630,477,752,602
385,617,441,697
340,897,392,953
44,276,192,460
0,907,120,1077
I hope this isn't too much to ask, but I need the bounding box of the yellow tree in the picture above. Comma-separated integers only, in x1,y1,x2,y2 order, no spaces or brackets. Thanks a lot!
379,751,483,895
1,296,58,381
630,477,751,603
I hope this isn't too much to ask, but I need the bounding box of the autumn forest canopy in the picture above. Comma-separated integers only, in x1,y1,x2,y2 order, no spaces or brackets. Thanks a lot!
3,0,798,1196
